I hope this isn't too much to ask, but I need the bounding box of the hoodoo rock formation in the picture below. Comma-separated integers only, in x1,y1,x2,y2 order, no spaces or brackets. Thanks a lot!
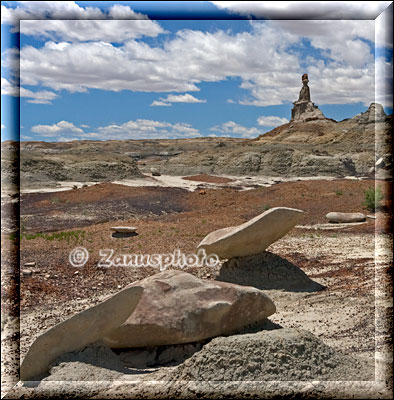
291,74,326,122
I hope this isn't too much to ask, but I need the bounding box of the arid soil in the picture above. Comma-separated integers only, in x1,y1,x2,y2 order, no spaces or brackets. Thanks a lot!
1,178,393,398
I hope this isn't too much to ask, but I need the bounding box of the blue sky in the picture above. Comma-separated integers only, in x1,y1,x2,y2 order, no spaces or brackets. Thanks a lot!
1,1,393,142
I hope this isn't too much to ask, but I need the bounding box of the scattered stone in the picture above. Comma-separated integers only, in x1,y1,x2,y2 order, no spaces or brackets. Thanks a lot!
366,215,376,219
110,226,137,233
151,168,161,176
325,212,366,223
24,262,36,267
20,285,143,380
22,269,33,276
375,157,385,169
102,270,276,348
197,207,303,259
368,166,375,174
73,271,79,275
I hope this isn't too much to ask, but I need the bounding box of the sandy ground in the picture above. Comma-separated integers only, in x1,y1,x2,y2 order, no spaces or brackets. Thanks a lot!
16,173,368,194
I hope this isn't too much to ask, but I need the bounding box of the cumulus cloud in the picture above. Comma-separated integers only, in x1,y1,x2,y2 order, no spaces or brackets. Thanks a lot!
19,19,166,43
2,2,165,40
1,78,19,96
151,93,207,106
150,100,172,107
12,18,380,106
31,120,84,137
211,1,391,19
30,119,202,140
2,78,58,104
210,121,262,138
257,115,289,126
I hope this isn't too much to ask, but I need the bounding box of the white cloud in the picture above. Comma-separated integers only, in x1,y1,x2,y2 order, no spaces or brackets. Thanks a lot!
92,119,202,140
151,93,207,106
2,78,58,104
5,18,382,107
31,120,84,137
2,2,165,41
20,19,166,43
1,78,19,96
211,1,391,19
29,118,202,140
20,87,59,104
210,121,262,138
257,115,289,126
164,94,206,103
150,100,172,107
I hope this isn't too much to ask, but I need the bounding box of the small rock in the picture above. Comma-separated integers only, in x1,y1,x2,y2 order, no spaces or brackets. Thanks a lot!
45,274,50,279
117,285,122,289
72,185,78,190
366,215,376,219
368,166,375,174
22,269,32,276
24,262,36,267
151,168,161,177
375,157,385,168
74,271,80,275
110,226,137,233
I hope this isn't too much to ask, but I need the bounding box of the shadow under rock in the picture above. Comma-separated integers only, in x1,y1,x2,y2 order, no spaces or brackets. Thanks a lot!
114,341,207,370
111,231,138,239
216,251,325,292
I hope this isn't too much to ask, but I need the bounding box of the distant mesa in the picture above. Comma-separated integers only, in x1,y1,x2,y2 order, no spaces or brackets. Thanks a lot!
291,73,327,122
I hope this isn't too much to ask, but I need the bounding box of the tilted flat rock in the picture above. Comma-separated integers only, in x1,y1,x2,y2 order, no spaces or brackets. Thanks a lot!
102,270,276,348
20,286,143,381
197,207,303,259
325,212,366,223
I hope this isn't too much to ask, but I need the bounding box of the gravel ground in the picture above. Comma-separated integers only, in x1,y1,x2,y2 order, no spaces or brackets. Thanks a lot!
1,178,392,398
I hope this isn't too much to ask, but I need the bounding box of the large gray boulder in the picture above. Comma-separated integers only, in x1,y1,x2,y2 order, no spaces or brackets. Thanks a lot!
102,270,276,348
21,286,143,381
197,207,303,259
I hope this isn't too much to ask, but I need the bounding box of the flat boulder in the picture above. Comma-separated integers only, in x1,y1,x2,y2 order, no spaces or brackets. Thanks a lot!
110,226,137,233
197,207,303,259
325,212,366,223
102,270,276,348
21,286,143,381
